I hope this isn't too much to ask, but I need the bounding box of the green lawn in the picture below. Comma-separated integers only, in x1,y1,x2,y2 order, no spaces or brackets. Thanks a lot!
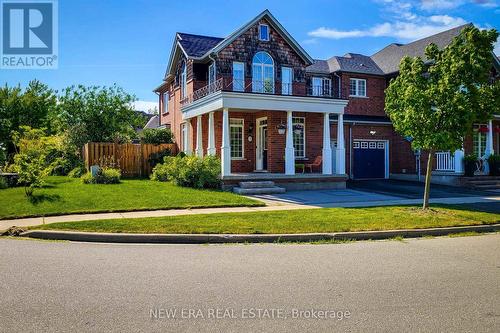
31,205,500,234
0,176,262,219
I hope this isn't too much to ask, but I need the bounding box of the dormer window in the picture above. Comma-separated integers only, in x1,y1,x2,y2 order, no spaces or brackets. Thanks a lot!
259,24,269,41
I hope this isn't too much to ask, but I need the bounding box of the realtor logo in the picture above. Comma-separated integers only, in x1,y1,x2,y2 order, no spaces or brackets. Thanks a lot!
1,0,58,69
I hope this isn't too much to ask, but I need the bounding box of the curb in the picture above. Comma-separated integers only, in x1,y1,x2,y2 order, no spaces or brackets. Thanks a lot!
19,224,500,244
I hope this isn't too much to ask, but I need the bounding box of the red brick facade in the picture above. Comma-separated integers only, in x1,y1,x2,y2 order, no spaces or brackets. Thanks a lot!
155,13,499,179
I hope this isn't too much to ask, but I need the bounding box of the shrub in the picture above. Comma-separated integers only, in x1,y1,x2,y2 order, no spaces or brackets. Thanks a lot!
141,128,174,145
150,162,170,182
82,168,121,184
155,155,221,189
68,165,86,178
463,154,478,177
0,177,8,189
148,149,172,168
487,154,500,176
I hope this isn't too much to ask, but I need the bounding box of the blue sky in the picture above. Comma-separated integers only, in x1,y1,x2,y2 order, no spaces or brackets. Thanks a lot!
2,0,499,111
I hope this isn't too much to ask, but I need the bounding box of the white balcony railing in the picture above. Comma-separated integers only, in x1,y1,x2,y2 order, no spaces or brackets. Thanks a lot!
435,151,455,171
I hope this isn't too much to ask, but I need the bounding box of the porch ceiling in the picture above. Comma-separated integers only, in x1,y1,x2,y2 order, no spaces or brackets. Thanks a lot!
182,91,348,119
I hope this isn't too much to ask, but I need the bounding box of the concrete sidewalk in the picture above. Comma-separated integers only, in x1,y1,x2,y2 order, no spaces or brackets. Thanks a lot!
1,194,499,231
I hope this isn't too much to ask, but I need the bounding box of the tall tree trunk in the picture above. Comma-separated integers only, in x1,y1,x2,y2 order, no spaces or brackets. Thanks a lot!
423,149,434,209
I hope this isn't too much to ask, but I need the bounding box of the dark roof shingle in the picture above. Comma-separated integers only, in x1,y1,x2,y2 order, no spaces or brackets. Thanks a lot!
371,24,470,74
306,59,331,74
306,53,384,75
177,33,224,57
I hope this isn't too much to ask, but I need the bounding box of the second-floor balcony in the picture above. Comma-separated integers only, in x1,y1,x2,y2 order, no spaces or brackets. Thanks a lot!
180,75,346,107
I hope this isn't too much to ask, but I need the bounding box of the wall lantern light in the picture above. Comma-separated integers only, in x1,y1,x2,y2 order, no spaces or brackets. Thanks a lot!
277,122,286,135
369,130,377,136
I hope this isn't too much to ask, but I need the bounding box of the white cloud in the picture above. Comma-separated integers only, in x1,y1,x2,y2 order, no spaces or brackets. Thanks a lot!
494,42,500,55
132,101,158,113
308,16,467,41
420,0,498,10
420,0,463,11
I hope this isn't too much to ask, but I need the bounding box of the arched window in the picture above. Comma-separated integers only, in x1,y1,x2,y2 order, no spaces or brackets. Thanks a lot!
252,52,274,93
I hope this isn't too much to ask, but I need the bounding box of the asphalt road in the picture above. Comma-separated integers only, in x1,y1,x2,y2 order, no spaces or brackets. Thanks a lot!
1,235,499,332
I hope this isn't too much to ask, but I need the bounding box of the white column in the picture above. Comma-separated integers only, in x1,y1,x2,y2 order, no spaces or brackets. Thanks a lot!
484,120,494,174
335,114,346,175
485,120,494,157
195,115,203,157
322,112,332,174
207,112,216,156
221,108,231,176
285,111,295,175
454,148,464,174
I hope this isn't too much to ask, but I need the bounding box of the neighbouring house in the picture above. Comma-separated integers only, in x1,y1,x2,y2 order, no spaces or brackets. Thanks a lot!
153,9,500,191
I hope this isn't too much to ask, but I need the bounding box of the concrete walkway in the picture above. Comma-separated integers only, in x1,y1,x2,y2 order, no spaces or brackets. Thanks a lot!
1,191,499,231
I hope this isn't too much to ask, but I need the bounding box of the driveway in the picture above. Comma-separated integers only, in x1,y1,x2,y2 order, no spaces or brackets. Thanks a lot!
1,235,499,332
348,179,496,199
250,180,500,213
252,189,401,205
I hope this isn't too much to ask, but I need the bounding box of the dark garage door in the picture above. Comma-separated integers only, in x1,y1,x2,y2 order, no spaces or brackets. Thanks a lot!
353,141,386,179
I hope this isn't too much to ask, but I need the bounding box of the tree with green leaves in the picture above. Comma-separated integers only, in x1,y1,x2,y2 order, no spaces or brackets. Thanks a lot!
56,84,142,149
12,127,58,196
385,26,500,209
0,80,57,157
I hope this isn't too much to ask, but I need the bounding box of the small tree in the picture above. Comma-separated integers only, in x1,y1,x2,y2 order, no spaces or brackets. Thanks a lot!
12,127,55,196
385,26,500,209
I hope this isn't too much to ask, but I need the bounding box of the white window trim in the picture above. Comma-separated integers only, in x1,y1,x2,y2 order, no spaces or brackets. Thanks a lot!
230,118,245,160
349,78,367,98
259,24,270,41
232,62,245,92
252,51,275,94
293,117,306,159
312,77,331,97
181,123,188,153
281,66,293,95
473,125,487,158
162,92,169,114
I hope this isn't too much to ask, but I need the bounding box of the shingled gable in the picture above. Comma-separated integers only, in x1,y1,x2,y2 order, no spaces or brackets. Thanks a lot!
161,9,314,83
209,9,314,65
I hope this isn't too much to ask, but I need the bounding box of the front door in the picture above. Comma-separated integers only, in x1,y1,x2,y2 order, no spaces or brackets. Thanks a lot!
256,117,268,171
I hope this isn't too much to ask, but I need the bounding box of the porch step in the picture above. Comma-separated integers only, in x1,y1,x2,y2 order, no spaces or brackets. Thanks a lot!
233,181,286,194
233,186,286,195
461,176,500,190
238,181,276,189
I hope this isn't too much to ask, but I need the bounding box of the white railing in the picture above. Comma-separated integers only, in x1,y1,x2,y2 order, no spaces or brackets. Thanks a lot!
435,151,455,171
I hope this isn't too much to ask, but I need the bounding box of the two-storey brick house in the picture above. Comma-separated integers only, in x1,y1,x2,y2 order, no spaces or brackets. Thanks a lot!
154,10,500,190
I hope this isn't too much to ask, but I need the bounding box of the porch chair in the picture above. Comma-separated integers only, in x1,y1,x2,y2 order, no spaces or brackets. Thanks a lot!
305,156,322,173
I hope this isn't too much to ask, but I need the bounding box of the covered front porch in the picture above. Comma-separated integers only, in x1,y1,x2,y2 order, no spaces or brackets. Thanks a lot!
182,90,349,189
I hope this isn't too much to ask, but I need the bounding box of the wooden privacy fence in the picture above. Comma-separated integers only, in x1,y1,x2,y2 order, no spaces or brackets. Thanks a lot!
83,142,177,177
